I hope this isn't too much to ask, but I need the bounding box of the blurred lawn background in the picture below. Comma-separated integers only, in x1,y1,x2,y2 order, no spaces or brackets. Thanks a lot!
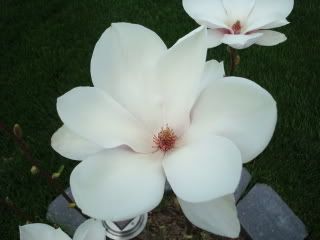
0,0,319,239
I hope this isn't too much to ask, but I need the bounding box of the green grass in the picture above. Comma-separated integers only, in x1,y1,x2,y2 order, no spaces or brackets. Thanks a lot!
0,0,319,239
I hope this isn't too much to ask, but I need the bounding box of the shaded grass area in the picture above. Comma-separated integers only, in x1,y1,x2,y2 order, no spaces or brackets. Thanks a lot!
0,0,319,239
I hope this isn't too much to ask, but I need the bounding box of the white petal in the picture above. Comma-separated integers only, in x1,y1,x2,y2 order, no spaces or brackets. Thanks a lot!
248,0,294,23
19,224,70,240
178,195,240,238
199,60,225,93
91,22,166,98
183,0,229,28
163,135,242,202
189,77,277,163
57,87,153,153
152,26,207,136
70,149,165,221
90,22,167,130
262,19,290,29
222,0,255,22
207,29,224,48
222,33,263,49
255,30,287,46
51,126,103,161
73,219,105,240
244,15,289,33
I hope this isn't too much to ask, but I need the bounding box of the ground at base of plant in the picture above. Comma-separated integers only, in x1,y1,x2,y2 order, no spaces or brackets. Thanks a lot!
137,195,249,240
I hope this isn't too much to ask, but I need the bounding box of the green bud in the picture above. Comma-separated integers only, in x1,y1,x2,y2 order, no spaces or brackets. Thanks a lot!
30,166,39,175
13,124,23,139
52,165,64,179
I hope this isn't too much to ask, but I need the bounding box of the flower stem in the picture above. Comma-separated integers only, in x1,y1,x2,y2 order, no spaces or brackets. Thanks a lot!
227,47,239,76
0,121,87,218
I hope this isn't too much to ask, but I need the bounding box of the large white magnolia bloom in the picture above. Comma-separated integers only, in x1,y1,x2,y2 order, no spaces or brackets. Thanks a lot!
183,0,294,49
19,219,105,240
51,23,277,238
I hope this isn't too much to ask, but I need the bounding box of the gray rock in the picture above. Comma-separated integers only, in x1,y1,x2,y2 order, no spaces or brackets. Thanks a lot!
237,184,308,240
234,167,252,202
46,188,87,236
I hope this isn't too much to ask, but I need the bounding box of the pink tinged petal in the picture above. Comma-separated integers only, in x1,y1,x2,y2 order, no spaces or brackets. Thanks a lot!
222,0,255,22
207,29,224,48
197,18,230,31
90,23,167,130
163,135,242,203
19,224,71,240
51,126,103,161
152,26,207,136
248,0,294,22
70,149,166,221
178,195,240,238
255,30,287,46
221,33,263,49
199,60,225,93
189,77,277,163
182,0,229,29
73,219,106,240
57,87,153,153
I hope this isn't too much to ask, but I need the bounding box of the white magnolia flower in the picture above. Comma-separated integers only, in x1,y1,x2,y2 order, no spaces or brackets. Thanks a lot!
19,219,105,240
51,23,277,238
183,0,294,49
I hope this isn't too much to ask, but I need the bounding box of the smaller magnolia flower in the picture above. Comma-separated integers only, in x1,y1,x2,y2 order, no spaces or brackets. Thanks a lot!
19,219,105,240
183,0,294,49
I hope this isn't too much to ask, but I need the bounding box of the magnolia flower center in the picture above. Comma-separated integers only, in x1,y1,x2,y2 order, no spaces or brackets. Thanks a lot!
153,125,177,152
231,21,242,34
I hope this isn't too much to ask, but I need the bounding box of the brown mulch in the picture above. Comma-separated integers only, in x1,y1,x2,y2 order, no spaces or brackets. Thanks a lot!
136,194,250,240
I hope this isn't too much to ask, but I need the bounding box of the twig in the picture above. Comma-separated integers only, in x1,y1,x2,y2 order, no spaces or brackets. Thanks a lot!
0,121,87,218
228,47,239,76
0,197,33,223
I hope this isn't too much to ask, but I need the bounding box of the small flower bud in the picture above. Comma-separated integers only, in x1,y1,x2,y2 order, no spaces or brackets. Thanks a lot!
13,124,23,139
51,173,60,179
30,166,39,175
68,202,77,208
52,165,65,179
